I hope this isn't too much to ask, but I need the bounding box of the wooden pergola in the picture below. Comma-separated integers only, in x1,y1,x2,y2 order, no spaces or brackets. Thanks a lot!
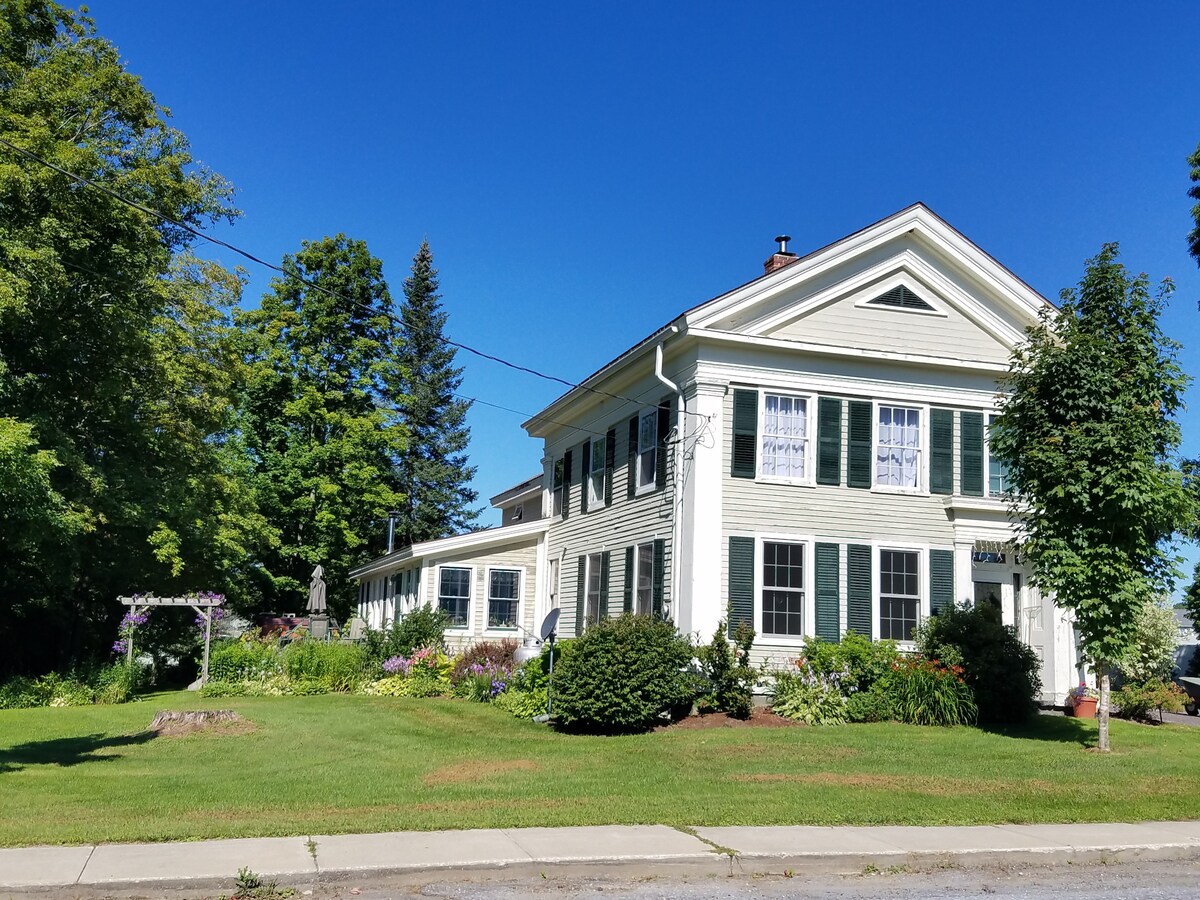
117,594,223,686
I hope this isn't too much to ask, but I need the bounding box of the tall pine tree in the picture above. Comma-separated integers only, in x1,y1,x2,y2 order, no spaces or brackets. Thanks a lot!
394,240,480,545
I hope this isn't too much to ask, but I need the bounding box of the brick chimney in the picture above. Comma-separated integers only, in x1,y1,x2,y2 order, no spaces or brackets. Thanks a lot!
763,234,798,275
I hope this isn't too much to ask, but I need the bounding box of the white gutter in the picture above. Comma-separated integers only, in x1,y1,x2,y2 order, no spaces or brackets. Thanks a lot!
653,329,686,624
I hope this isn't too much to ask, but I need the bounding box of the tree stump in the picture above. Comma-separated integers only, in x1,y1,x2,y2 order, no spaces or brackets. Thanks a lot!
149,709,247,735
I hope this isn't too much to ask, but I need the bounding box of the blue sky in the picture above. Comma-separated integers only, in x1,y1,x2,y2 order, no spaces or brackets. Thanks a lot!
90,2,1200,576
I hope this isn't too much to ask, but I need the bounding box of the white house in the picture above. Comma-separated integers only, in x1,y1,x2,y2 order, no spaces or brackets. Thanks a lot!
352,204,1087,703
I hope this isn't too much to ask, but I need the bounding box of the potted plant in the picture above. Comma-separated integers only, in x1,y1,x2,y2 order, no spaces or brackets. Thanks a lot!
1066,683,1100,718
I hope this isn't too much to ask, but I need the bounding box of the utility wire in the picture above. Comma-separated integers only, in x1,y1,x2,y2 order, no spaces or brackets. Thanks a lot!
0,136,708,423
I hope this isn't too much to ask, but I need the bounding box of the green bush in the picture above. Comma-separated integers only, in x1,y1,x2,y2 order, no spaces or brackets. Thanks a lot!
0,663,148,708
281,640,367,692
801,632,901,694
696,622,756,719
915,602,1040,724
770,662,849,725
884,659,976,726
494,686,548,718
845,686,895,723
553,615,694,732
1117,601,1180,683
1114,679,1188,722
363,604,449,670
199,680,248,698
91,662,145,705
209,639,282,682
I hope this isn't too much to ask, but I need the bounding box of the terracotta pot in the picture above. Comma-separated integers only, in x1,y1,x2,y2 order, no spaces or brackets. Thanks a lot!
1068,697,1098,719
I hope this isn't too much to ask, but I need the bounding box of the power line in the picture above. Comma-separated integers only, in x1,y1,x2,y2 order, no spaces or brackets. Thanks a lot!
0,136,707,423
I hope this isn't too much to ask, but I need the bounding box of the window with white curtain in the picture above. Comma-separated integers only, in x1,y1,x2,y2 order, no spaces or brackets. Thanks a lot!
875,405,922,489
760,393,810,480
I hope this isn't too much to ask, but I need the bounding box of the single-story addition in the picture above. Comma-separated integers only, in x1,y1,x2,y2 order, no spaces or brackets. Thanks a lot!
353,203,1089,704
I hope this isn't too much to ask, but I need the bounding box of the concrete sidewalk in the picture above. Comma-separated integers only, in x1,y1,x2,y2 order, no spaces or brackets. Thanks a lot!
2,821,1200,891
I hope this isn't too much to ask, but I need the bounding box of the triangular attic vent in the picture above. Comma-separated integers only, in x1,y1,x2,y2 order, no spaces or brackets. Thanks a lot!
867,285,934,311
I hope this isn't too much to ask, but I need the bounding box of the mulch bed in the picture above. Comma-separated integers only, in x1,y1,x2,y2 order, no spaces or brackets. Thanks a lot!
658,707,800,731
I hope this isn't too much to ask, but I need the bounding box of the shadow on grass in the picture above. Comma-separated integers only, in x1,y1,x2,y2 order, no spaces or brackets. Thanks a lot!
0,731,157,774
979,713,1094,747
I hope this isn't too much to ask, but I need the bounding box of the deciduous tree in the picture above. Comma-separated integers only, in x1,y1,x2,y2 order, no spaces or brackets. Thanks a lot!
990,245,1193,751
239,235,406,617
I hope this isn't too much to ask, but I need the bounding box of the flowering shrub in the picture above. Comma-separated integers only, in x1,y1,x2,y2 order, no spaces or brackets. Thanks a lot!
884,659,976,726
801,633,901,695
371,646,453,697
770,659,853,725
209,639,283,682
915,602,1040,724
0,663,147,708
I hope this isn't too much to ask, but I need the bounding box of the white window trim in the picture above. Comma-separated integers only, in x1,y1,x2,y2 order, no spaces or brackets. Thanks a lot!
633,541,655,616
870,401,929,496
871,542,927,647
756,389,817,487
483,565,525,636
984,413,1007,499
588,438,607,510
584,552,605,626
436,563,475,632
635,409,658,496
753,532,816,645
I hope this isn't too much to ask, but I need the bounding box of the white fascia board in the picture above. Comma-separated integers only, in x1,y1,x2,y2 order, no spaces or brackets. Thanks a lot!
690,328,1010,375
489,478,543,508
349,519,550,580
693,360,1002,410
521,321,685,438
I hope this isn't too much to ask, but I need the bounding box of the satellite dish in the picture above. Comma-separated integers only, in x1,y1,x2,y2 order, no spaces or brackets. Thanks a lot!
538,608,561,641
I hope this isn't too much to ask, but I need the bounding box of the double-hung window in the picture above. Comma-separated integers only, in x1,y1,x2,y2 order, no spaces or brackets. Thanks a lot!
585,553,604,625
634,542,654,615
438,567,471,628
761,393,810,480
488,569,520,629
875,405,922,490
761,541,805,637
879,549,920,641
637,411,657,492
552,458,565,516
588,437,606,508
986,414,1008,496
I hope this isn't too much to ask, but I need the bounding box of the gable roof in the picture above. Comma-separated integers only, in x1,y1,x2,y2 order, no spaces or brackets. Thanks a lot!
523,203,1053,437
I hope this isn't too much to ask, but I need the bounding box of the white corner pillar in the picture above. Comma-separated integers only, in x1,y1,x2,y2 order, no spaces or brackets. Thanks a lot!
675,381,726,638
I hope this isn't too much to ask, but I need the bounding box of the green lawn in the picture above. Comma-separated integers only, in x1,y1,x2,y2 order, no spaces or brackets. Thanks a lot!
1,693,1197,846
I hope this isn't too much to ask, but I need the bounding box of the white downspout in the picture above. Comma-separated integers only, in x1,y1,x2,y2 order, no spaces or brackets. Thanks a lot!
653,330,685,626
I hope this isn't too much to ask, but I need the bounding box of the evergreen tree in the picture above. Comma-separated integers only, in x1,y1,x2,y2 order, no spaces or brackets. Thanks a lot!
239,235,406,617
394,241,480,545
1188,140,1200,267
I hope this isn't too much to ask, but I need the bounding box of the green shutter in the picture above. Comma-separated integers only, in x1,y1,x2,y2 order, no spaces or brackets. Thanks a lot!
599,551,610,619
623,546,634,613
727,536,755,636
929,549,954,616
561,450,572,520
847,401,873,489
731,389,758,478
816,397,842,485
575,555,586,635
655,397,671,491
815,542,840,642
960,412,984,497
930,408,954,495
652,538,665,619
580,440,590,514
604,428,616,506
627,416,639,500
847,544,872,637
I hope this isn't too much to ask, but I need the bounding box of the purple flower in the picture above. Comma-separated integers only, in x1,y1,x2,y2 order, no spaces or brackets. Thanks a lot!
112,639,128,655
